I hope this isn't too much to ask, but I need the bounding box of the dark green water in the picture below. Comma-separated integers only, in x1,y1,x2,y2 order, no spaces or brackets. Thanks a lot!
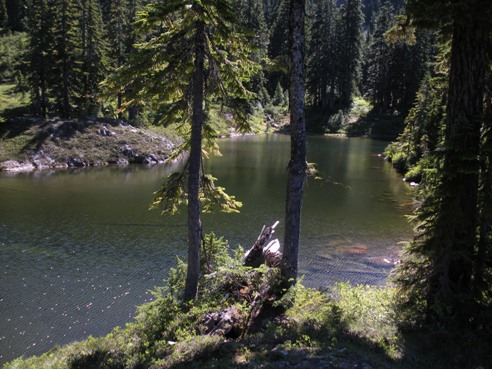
0,134,413,364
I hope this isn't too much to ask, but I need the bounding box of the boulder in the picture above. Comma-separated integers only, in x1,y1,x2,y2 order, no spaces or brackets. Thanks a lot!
68,157,88,167
99,125,115,137
142,154,158,164
201,306,243,338
122,145,133,157
115,158,129,166
0,160,35,172
32,151,55,169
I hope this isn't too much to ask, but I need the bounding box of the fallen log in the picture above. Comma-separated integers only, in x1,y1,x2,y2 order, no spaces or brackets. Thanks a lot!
244,221,282,268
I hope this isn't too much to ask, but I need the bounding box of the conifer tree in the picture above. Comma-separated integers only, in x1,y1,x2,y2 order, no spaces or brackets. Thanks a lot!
104,0,257,301
338,0,363,109
267,0,289,92
5,0,27,32
51,0,83,118
27,0,54,117
79,0,108,115
233,0,269,96
395,0,492,324
364,0,395,113
0,0,8,32
104,0,145,119
306,0,338,109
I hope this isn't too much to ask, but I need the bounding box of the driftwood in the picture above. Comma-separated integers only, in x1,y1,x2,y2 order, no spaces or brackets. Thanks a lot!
244,221,282,268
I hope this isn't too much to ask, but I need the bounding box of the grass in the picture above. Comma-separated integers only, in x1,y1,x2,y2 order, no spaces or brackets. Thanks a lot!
0,118,180,165
0,84,30,122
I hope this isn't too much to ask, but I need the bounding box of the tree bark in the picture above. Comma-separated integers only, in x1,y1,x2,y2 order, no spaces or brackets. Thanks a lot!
429,17,488,312
183,19,205,302
475,69,492,293
282,0,307,285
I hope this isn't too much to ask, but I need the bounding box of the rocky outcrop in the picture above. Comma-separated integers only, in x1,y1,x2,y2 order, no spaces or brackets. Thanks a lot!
0,118,179,172
0,160,35,172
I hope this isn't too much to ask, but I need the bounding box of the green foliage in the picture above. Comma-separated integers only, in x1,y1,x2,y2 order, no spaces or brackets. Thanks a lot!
0,32,27,83
263,82,288,121
325,109,347,133
404,164,423,182
383,42,448,178
349,96,372,117
333,283,399,354
363,1,433,119
0,84,30,120
150,171,242,215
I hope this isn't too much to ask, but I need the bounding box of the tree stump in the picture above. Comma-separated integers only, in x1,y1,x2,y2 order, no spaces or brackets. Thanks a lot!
244,221,282,268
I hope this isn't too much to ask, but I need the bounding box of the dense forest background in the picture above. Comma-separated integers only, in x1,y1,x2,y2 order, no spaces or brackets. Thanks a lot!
0,0,431,139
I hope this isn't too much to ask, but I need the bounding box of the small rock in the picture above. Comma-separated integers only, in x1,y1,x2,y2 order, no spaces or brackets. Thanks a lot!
142,155,159,164
115,158,129,166
122,145,133,157
99,125,115,136
68,157,87,167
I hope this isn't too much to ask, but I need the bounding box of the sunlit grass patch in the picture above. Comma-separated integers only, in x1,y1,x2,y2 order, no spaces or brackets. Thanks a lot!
0,84,30,120
332,282,401,358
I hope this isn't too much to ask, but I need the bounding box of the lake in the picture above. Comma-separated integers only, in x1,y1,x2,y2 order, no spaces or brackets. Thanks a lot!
0,134,413,364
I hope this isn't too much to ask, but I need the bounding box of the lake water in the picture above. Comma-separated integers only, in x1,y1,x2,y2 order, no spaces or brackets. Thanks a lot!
0,134,413,364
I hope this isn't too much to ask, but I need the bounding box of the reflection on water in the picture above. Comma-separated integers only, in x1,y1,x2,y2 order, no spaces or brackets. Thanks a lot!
0,134,413,364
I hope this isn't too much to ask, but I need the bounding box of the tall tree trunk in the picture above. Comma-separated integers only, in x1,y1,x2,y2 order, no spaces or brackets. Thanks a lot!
429,19,488,314
116,0,123,120
475,73,492,293
60,3,70,119
183,19,205,302
282,0,306,285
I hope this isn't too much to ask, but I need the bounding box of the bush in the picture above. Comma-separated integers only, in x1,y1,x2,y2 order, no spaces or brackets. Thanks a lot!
325,110,346,133
0,32,28,83
350,97,372,118
404,164,423,183
390,152,408,173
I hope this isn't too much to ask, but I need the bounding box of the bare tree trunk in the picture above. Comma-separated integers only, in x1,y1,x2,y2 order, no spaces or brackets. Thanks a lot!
475,69,492,294
282,0,307,285
429,19,488,314
183,19,205,302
